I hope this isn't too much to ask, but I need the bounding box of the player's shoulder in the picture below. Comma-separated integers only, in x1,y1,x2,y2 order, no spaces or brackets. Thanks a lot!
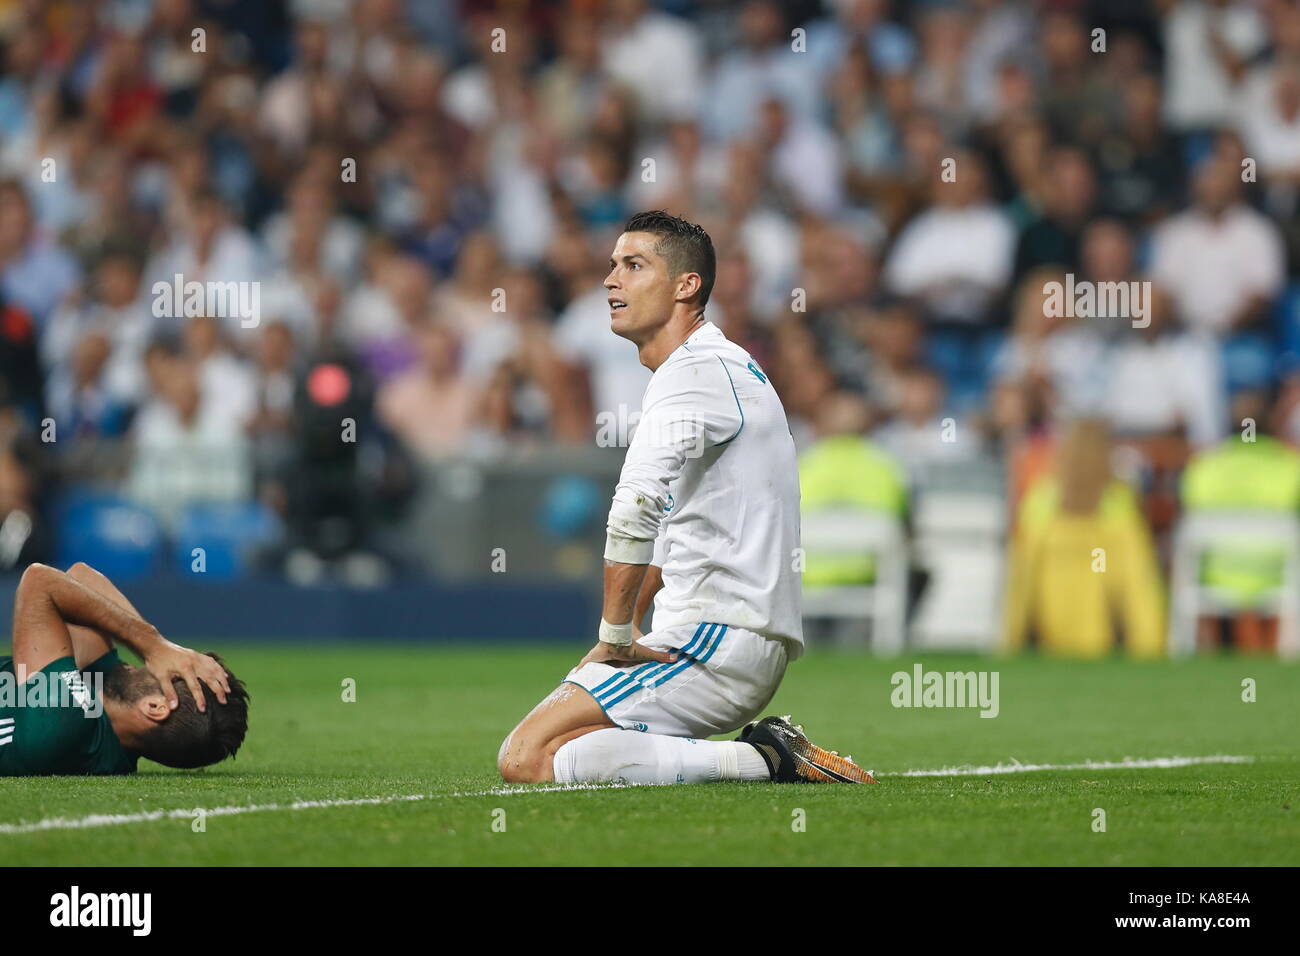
657,322,754,381
651,357,747,428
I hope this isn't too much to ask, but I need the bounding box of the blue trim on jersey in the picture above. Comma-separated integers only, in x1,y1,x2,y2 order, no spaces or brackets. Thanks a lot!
592,623,709,703
592,662,657,704
696,624,727,664
639,623,728,691
617,623,714,692
592,622,709,705
602,624,728,709
589,671,627,696
562,680,613,718
588,625,704,701
715,357,744,445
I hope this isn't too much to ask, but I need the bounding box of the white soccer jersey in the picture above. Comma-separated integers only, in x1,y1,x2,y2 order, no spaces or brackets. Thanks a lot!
605,321,804,655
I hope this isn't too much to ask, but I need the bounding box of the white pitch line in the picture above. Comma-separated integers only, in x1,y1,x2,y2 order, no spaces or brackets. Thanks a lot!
0,783,630,835
880,754,1253,777
0,756,1253,835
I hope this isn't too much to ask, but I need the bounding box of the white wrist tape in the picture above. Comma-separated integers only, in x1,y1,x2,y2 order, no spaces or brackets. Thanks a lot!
598,618,634,646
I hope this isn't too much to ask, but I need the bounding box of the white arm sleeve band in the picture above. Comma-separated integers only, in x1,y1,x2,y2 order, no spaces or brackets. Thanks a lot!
604,529,655,565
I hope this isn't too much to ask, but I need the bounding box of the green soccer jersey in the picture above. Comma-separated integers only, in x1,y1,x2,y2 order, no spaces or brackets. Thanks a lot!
0,650,138,776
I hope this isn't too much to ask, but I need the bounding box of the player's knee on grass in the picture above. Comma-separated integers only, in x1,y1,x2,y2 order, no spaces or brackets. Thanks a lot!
500,724,622,783
497,730,560,784
498,684,614,783
496,732,513,779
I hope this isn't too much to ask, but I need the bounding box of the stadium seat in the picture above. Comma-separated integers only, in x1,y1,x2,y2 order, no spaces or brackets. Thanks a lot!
51,487,128,525
1222,332,1278,394
908,490,1006,652
54,494,163,581
924,327,1004,414
1167,511,1300,660
1272,282,1300,368
173,502,283,580
800,509,908,654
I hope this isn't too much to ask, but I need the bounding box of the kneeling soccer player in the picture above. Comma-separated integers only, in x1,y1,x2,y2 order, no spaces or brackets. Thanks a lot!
0,562,248,776
498,211,874,786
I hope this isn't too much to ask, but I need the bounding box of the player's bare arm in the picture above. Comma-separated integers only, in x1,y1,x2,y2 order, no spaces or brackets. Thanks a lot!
632,564,664,637
64,562,229,710
13,563,229,711
576,559,676,667
64,562,146,667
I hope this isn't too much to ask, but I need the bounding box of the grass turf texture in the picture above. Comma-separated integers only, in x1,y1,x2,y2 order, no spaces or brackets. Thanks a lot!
0,645,1296,866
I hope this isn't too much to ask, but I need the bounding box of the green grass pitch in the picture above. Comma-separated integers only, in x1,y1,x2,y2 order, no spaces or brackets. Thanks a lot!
1,645,1297,866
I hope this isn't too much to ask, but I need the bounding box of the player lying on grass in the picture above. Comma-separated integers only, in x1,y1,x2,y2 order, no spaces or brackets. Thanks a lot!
498,210,874,786
0,562,248,775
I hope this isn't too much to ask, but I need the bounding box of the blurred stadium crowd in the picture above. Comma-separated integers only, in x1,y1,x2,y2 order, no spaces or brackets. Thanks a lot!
2,0,1299,651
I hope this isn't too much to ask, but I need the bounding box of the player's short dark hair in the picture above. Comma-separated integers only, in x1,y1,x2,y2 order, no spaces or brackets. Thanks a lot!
623,210,716,308
108,653,250,769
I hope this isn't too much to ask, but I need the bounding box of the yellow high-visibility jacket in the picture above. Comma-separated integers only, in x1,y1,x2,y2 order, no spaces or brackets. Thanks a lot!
1181,436,1300,606
1004,478,1165,658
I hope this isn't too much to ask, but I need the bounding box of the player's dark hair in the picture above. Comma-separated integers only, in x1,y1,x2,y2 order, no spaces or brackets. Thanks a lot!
623,210,716,308
107,653,250,769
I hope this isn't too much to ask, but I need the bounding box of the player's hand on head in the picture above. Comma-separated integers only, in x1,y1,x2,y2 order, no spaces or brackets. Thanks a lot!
146,640,231,711
578,639,677,669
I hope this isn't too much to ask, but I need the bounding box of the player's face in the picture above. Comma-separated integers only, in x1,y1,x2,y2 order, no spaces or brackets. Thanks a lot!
605,232,675,341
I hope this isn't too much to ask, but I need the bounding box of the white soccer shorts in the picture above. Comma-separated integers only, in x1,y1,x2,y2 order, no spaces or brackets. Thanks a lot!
563,622,789,739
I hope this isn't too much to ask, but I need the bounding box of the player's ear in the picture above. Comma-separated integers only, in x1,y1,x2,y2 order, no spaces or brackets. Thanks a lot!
676,272,701,303
138,694,170,724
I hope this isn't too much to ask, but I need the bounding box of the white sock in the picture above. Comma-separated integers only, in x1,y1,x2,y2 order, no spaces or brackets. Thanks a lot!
732,739,774,779
552,728,772,785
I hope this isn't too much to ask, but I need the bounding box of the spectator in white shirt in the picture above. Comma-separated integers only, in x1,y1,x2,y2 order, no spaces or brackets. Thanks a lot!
701,0,822,142
883,149,1014,325
259,174,364,285
182,314,258,433
993,266,1110,418
872,364,982,487
601,0,704,123
149,188,260,290
1149,152,1285,336
1102,300,1226,448
42,250,153,408
128,347,252,530
624,118,730,217
258,19,333,158
1238,54,1300,205
1163,0,1267,133
756,96,847,217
